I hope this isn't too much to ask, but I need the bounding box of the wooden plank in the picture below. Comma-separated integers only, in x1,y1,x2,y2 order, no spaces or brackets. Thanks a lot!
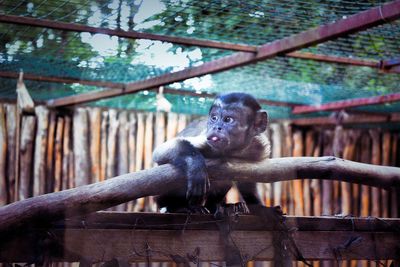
133,112,145,212
89,108,101,183
100,111,108,182
0,213,399,262
5,105,17,202
322,130,334,216
33,106,49,196
46,112,56,193
270,123,283,207
62,116,72,190
106,109,119,179
0,105,7,205
310,131,322,216
18,116,36,200
127,113,137,212
143,113,155,212
370,130,381,217
54,117,64,192
45,0,400,107
359,133,371,217
292,130,304,215
381,132,391,218
73,108,90,186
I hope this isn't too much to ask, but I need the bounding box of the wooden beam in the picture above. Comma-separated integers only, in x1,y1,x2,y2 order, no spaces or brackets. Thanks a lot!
0,14,257,53
292,93,400,114
0,156,399,234
1,212,399,262
45,0,400,107
290,113,400,126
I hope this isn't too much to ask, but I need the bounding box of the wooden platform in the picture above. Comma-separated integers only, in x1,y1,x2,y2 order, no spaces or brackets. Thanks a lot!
0,212,399,263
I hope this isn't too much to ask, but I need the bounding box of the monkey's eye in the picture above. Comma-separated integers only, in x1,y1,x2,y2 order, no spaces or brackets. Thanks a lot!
210,115,218,122
223,116,234,123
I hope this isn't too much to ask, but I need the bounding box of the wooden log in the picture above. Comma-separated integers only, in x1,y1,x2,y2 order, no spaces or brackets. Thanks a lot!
54,117,64,192
46,112,56,193
100,111,108,182
89,108,101,183
0,105,7,205
5,104,17,202
18,116,36,200
292,130,304,215
106,109,119,179
390,133,398,218
359,133,371,217
62,116,72,190
381,132,391,218
369,130,381,217
310,131,322,216
341,130,360,215
0,156,399,233
116,111,129,211
33,106,49,196
321,130,334,216
270,123,283,207
134,112,145,212
144,113,156,212
127,113,137,212
73,108,90,187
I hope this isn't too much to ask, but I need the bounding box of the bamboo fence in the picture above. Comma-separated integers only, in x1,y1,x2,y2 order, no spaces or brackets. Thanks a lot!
0,104,398,267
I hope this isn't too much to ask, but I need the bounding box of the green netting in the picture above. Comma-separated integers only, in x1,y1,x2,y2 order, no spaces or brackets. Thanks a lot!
0,0,399,118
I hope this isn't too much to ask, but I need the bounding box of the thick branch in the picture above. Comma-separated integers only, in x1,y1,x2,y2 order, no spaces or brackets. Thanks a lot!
0,156,399,233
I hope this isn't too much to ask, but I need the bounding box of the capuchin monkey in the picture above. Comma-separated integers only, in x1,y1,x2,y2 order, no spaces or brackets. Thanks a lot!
153,92,271,213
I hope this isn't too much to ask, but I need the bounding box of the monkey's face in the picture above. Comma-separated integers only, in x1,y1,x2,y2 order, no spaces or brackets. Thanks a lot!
206,103,254,153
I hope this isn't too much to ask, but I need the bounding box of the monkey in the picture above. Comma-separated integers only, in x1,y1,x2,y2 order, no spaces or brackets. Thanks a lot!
152,92,271,214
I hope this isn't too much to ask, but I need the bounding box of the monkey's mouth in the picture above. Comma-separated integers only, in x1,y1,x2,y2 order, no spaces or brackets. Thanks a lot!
206,134,227,149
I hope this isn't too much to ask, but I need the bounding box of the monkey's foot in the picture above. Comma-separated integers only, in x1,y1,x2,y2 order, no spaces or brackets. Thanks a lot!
214,202,250,218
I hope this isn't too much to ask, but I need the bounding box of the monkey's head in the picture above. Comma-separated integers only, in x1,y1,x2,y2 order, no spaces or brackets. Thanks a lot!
206,92,268,153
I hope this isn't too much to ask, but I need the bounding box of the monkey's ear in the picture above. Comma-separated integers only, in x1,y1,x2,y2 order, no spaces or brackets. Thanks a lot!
254,110,268,134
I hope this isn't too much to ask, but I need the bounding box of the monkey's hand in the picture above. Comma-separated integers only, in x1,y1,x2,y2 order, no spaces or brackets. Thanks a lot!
153,138,210,205
185,155,210,205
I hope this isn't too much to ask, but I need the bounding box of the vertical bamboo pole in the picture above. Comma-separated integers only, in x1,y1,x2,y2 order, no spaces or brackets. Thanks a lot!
311,130,322,216
0,105,7,205
359,133,371,217
381,132,391,218
5,104,16,202
73,108,90,187
62,116,72,190
322,130,334,216
33,106,49,196
292,130,304,216
18,115,36,200
166,113,179,140
341,130,359,215
89,108,101,183
304,130,316,216
390,133,398,218
270,123,283,207
134,112,145,212
106,109,119,180
116,111,129,211
54,117,64,192
144,113,155,212
100,111,108,182
369,130,381,217
46,112,56,193
127,113,137,212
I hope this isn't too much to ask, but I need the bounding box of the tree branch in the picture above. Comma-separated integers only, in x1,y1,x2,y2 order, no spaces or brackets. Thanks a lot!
0,156,399,234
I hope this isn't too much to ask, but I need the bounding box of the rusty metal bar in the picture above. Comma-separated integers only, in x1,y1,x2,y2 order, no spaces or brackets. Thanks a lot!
0,14,257,53
287,52,379,67
292,93,400,114
44,0,400,107
381,57,400,68
0,71,298,107
0,71,125,89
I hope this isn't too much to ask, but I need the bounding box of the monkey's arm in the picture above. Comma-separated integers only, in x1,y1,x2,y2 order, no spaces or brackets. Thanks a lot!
153,136,210,205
